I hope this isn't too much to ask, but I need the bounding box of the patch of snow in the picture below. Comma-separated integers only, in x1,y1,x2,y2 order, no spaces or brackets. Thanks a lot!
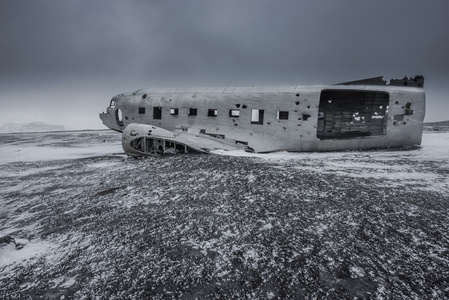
60,276,77,288
87,161,122,169
0,239,55,267
0,142,122,165
222,229,235,237
260,223,273,230
350,266,365,277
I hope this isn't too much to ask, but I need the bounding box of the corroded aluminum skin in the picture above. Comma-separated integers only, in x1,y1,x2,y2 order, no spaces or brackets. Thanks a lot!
100,85,425,153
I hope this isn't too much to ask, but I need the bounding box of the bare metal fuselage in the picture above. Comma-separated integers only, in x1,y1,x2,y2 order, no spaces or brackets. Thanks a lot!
100,82,425,155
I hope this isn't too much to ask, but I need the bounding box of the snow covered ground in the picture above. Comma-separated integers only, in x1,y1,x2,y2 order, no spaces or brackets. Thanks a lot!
0,130,448,298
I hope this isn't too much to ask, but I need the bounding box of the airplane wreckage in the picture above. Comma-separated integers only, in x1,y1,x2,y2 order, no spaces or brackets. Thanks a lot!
100,75,425,157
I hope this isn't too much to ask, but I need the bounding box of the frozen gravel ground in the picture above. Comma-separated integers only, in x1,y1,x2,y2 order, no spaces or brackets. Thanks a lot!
0,131,448,299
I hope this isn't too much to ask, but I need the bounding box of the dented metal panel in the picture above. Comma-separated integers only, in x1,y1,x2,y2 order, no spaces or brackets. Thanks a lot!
99,76,425,156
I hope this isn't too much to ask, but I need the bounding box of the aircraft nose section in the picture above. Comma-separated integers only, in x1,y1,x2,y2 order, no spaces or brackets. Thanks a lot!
99,95,124,132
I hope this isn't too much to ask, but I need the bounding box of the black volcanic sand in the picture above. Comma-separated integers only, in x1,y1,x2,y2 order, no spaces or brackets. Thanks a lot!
0,134,448,299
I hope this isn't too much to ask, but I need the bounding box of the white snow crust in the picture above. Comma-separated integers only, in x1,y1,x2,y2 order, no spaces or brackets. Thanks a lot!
213,132,449,194
0,130,123,164
0,239,55,268
0,122,64,133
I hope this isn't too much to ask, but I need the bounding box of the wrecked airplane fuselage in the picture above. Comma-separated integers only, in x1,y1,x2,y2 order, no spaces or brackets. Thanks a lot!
100,76,425,156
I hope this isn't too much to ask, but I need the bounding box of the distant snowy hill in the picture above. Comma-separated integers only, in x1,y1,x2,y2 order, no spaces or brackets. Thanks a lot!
424,120,449,131
0,122,65,133
424,120,449,127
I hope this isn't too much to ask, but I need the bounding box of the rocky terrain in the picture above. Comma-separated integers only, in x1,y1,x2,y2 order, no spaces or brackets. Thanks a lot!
0,130,448,299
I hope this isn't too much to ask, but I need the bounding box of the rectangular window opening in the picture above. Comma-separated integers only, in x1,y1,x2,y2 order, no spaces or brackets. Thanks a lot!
317,90,389,140
277,111,289,120
229,109,240,118
153,107,162,120
139,107,146,114
208,109,218,117
170,108,179,115
188,108,197,116
251,109,264,125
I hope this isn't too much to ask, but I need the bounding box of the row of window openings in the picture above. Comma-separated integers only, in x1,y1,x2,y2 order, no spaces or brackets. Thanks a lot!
139,107,291,124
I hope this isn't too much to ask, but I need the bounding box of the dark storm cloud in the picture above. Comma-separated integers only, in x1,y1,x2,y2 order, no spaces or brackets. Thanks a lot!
2,0,448,82
1,1,136,78
1,0,449,127
2,0,449,81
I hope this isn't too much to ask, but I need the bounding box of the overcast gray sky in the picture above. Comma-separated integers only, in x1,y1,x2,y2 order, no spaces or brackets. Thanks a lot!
1,0,448,129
